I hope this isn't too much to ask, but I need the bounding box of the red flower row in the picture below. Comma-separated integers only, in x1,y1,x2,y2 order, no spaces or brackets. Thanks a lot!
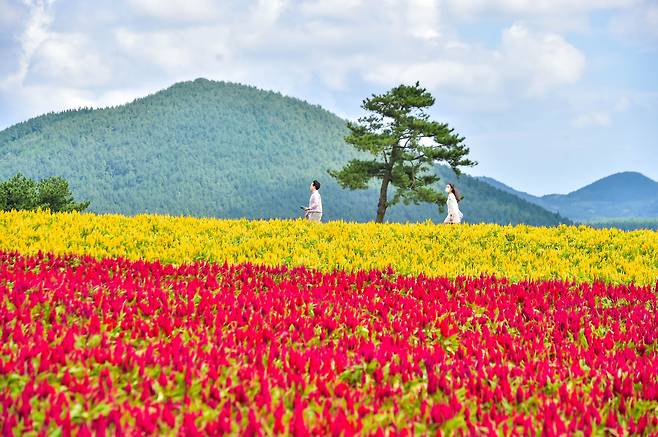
0,251,657,435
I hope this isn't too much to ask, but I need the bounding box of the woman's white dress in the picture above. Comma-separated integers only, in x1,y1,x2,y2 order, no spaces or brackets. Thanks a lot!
444,192,463,224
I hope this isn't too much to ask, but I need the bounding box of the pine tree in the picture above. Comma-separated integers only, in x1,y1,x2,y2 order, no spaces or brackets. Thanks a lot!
329,82,475,222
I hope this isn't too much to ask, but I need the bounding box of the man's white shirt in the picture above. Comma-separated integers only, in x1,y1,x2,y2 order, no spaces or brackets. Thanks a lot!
308,190,322,213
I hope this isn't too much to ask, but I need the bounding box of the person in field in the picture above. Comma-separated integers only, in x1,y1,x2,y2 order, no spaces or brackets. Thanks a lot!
304,180,323,222
444,183,463,224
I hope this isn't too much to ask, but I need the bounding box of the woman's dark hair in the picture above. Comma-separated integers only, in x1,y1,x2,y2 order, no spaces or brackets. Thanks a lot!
312,180,321,190
448,183,461,202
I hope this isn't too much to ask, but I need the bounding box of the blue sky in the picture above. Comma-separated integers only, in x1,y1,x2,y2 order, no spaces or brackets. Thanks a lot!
1,0,657,195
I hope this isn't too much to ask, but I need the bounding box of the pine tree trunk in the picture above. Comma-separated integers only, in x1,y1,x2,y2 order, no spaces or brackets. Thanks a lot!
376,173,391,223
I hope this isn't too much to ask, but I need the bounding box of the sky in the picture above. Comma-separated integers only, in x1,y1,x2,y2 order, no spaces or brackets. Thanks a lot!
1,0,657,195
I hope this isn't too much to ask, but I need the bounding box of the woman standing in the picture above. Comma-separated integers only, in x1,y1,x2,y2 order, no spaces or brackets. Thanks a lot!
444,183,464,224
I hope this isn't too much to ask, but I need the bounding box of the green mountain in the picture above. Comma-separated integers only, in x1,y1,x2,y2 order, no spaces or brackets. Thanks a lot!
0,78,568,225
477,176,539,205
479,172,658,223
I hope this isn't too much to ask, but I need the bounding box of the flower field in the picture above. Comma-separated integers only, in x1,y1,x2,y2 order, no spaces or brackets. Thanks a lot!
1,211,658,284
1,212,658,435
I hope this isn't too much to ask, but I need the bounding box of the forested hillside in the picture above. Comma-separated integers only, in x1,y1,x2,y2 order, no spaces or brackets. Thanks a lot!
0,79,568,225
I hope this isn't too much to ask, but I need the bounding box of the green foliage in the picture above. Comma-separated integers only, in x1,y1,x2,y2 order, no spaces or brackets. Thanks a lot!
0,78,568,225
36,176,90,212
0,173,37,211
0,173,89,212
330,82,475,222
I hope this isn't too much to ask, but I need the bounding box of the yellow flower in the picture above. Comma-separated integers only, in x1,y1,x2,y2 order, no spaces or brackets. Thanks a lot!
0,211,657,284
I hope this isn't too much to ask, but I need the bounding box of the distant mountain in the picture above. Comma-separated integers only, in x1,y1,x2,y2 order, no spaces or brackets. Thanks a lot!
0,78,568,225
479,172,658,222
557,172,658,202
476,177,539,204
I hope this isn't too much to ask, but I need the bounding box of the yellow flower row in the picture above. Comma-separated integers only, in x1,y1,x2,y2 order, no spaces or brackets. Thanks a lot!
1,210,657,284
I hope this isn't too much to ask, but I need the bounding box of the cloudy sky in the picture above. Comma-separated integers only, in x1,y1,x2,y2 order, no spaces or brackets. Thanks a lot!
1,0,657,195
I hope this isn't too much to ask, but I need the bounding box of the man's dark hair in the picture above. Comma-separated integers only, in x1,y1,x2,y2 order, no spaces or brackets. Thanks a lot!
312,180,321,190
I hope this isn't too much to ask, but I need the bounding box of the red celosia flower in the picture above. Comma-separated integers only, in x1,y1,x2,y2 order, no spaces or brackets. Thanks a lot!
0,250,656,434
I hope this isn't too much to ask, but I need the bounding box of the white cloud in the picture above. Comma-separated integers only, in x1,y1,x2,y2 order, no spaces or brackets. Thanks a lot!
2,84,153,121
407,0,442,41
573,111,611,127
27,34,112,87
124,0,224,23
0,0,642,131
363,23,585,98
22,86,94,111
114,27,232,74
300,0,364,17
0,0,156,125
112,0,448,96
446,0,637,17
444,0,640,33
0,0,25,30
610,1,658,43
614,95,631,112
298,0,442,43
570,93,634,128
0,0,591,128
0,0,54,91
365,60,498,92
1,0,112,99
499,23,586,96
250,0,289,27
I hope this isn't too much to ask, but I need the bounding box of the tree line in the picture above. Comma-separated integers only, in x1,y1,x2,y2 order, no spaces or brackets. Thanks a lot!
0,174,89,212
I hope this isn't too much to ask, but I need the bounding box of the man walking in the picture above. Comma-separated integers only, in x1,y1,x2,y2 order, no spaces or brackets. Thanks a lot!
304,180,323,222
